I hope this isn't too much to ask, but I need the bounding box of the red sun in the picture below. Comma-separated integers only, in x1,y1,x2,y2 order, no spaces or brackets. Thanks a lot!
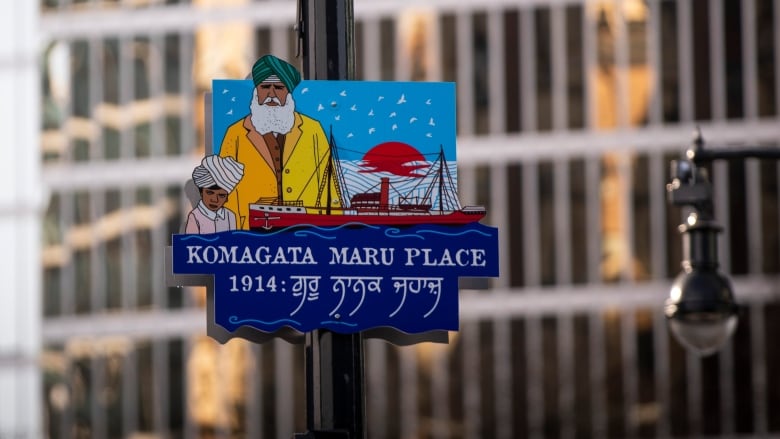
359,141,429,177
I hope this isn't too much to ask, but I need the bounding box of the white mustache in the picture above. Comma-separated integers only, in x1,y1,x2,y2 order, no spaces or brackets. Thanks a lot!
262,97,282,105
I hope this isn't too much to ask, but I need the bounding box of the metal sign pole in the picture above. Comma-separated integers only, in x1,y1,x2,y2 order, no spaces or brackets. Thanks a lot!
297,1,365,438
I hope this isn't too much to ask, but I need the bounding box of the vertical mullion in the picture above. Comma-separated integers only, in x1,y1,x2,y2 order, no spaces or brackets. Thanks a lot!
151,32,170,436
149,33,165,158
366,340,387,439
89,35,106,315
652,311,671,437
427,12,443,82
589,311,607,438
430,342,450,439
361,17,381,81
520,7,537,132
490,164,512,439
554,160,572,284
582,2,596,130
776,0,780,114
180,31,195,158
712,161,731,273
183,338,197,439
271,25,289,65
462,321,481,439
621,311,638,438
522,157,543,439
122,347,139,436
612,0,630,128
751,304,768,434
745,159,763,273
526,316,544,439
61,356,75,436
400,347,419,439
551,4,568,131
120,35,138,311
710,0,726,120
246,344,263,439
719,338,736,434
523,162,541,286
152,341,168,435
686,352,702,435
620,153,635,282
456,11,475,135
488,9,506,134
274,338,295,438
61,37,76,318
557,313,575,439
712,158,735,433
742,0,758,120
553,149,573,438
585,157,601,283
676,0,694,122
646,0,662,125
91,354,108,439
649,152,667,279
394,14,410,81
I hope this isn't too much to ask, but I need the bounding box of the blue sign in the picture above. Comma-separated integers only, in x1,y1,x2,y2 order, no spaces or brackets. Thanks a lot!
171,55,500,340
172,223,498,334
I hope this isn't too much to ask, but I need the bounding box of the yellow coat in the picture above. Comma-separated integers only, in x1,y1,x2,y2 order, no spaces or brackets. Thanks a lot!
219,112,341,229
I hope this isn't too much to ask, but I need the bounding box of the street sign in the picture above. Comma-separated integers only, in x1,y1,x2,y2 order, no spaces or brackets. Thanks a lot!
170,55,499,340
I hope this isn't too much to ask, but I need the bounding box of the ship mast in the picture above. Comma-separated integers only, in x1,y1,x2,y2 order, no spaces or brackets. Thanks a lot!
437,145,444,213
326,131,334,214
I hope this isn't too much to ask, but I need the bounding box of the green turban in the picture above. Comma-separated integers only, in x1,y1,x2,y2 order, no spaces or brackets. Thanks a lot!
251,55,301,91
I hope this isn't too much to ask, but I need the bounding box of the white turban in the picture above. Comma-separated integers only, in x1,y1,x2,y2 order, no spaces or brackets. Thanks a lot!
192,155,244,192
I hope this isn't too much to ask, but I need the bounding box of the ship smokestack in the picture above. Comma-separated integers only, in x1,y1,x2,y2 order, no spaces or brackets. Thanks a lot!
380,177,390,212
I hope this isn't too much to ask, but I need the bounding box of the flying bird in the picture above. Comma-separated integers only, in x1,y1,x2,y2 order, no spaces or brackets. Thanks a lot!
397,94,407,104
330,101,337,107
425,98,432,105
350,104,357,111
368,109,374,116
428,117,435,126
426,133,433,138
231,97,236,102
368,127,376,134
340,90,347,96
335,115,341,121
317,103,324,111
222,88,229,94
301,87,309,94
377,96,384,102
392,124,398,131
389,112,397,118
226,109,233,115
347,133,354,138
409,117,418,123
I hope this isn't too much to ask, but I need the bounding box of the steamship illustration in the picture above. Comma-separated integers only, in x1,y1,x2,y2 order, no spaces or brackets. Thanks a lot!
248,135,486,231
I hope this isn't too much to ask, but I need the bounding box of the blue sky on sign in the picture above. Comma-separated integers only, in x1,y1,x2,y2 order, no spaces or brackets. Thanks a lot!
212,79,457,162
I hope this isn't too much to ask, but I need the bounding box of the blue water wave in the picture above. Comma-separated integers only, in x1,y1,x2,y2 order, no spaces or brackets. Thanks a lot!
229,315,302,327
384,227,425,240
180,234,222,242
417,228,493,238
320,320,359,327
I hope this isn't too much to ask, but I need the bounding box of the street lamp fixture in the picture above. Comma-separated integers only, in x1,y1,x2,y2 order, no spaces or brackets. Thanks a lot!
665,129,780,355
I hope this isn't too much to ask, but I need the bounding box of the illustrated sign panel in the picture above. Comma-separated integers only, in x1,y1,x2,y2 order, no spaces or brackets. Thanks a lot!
171,55,498,337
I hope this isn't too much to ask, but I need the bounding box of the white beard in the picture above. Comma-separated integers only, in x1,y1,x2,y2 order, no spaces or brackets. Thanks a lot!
249,90,296,135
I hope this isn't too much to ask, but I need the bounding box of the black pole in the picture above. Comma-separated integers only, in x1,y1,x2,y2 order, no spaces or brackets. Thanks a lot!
296,1,364,438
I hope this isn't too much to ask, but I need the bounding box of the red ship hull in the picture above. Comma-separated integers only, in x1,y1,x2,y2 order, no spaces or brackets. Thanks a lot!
248,204,486,231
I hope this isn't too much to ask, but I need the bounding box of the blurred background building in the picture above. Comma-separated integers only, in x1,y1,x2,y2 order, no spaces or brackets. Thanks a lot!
0,0,778,437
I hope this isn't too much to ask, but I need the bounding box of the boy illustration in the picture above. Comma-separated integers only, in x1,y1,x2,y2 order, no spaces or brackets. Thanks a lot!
185,155,245,234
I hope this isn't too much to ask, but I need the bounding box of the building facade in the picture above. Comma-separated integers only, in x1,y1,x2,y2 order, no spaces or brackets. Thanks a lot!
7,0,778,437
